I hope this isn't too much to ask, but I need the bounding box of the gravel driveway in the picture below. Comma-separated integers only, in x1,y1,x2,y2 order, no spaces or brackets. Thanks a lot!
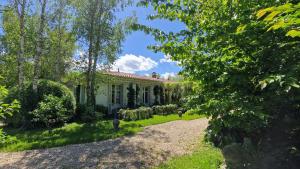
0,118,208,169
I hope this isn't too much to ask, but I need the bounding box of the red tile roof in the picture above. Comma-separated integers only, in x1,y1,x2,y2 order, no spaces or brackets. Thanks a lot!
103,71,172,82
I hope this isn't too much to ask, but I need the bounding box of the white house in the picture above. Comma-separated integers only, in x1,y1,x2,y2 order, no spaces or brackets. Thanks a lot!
76,71,173,112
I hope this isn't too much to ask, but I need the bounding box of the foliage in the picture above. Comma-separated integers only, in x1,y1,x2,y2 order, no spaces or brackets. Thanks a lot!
0,82,20,145
152,104,178,115
127,83,136,108
119,107,153,121
0,113,204,152
257,2,300,38
30,95,70,128
95,104,108,115
0,87,20,118
0,1,77,87
5,80,76,127
136,0,300,147
163,81,193,105
74,104,105,122
0,8,35,87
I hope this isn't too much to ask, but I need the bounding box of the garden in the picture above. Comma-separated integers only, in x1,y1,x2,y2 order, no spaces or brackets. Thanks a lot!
0,0,300,168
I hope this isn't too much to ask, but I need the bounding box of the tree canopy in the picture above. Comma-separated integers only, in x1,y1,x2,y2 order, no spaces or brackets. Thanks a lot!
135,0,300,146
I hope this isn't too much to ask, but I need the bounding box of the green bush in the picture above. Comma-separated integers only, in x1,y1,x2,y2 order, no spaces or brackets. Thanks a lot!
5,80,76,127
0,84,20,145
95,104,108,115
76,104,106,122
30,95,69,127
152,104,178,115
119,107,153,121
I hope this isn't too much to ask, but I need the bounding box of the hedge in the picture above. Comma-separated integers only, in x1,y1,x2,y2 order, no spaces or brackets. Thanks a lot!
119,107,153,121
152,104,178,115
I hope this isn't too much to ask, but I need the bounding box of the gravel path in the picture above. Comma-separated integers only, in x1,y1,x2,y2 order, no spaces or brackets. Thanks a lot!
0,118,208,169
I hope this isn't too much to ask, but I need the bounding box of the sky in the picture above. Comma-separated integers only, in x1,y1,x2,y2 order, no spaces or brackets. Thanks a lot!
0,1,186,79
113,2,185,79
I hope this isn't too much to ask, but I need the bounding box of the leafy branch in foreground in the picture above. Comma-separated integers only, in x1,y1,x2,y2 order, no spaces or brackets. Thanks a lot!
257,2,300,38
135,0,300,147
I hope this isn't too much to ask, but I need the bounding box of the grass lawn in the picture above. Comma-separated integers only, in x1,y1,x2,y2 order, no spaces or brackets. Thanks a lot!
155,139,224,169
0,113,205,152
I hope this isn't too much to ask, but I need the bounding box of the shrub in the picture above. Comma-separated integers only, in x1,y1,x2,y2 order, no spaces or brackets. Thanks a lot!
30,95,69,127
0,84,20,144
95,104,108,115
119,107,153,121
127,83,135,108
76,104,106,122
5,80,76,127
152,104,178,115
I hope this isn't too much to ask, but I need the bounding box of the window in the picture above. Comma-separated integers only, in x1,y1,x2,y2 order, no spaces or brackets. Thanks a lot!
116,85,122,104
112,85,122,104
144,87,149,104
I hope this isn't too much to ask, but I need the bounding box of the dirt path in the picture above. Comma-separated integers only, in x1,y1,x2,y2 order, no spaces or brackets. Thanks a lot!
0,118,208,169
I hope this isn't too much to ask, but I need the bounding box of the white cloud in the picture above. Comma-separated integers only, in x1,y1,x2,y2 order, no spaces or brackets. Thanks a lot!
161,72,177,79
159,54,179,64
112,54,158,73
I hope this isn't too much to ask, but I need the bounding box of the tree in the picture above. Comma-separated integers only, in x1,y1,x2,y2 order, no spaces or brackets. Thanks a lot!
73,0,134,114
32,0,47,93
127,83,135,108
136,0,299,146
12,0,27,94
41,0,76,81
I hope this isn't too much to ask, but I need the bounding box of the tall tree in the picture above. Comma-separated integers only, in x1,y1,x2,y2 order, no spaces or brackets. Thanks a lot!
136,0,299,147
32,0,47,92
74,0,133,114
41,0,76,81
12,0,27,93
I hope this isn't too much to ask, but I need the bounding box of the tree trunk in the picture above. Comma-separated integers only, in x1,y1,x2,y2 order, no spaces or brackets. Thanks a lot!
86,9,95,114
33,0,47,93
91,1,103,109
91,38,100,107
14,0,26,95
54,6,63,81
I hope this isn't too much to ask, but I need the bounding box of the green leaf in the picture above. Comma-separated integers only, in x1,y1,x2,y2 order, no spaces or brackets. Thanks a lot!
290,82,300,88
264,11,281,21
236,25,247,34
286,30,300,38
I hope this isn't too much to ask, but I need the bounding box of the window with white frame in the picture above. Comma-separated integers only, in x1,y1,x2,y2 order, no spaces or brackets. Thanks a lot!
143,87,149,104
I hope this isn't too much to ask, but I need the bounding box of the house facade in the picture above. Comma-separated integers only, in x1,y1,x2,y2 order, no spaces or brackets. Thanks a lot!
77,71,172,112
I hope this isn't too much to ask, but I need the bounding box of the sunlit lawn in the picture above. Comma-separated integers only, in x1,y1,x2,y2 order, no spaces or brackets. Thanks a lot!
0,113,205,152
155,138,224,169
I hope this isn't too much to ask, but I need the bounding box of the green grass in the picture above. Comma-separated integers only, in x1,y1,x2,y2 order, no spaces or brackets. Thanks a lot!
155,139,224,169
0,113,204,152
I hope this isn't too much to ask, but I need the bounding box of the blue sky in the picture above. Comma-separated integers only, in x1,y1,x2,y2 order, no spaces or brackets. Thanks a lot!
0,1,185,79
114,2,185,78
